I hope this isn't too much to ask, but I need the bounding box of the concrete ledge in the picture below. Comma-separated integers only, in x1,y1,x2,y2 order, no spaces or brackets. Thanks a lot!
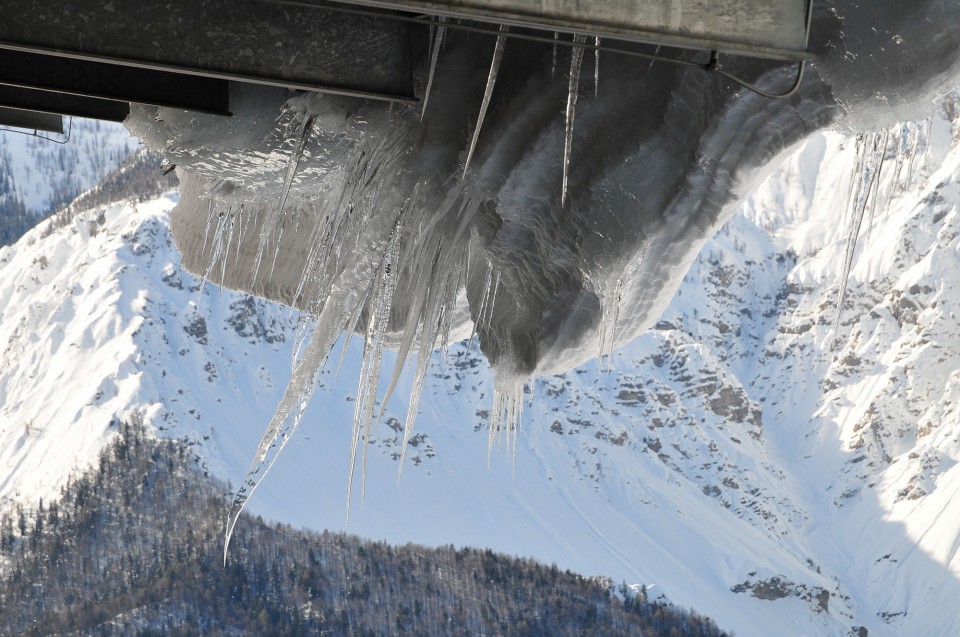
338,0,811,58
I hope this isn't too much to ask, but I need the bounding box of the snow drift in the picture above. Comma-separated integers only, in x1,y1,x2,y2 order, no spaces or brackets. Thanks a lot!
124,1,960,533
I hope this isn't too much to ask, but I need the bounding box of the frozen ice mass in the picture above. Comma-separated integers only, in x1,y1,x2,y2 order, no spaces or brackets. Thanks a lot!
123,1,960,541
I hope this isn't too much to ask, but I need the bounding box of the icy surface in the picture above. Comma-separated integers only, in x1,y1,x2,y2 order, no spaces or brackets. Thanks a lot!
126,3,960,380
121,1,960,610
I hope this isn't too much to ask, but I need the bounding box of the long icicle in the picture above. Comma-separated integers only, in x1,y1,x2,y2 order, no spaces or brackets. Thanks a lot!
551,31,559,77
594,36,601,97
863,129,889,242
224,313,341,564
833,131,886,348
269,113,318,279
562,35,587,207
199,206,230,300
463,25,508,179
421,17,448,121
350,221,403,512
252,111,316,283
225,125,420,559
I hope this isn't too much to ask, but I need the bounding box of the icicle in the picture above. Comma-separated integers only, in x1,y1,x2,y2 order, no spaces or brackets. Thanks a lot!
393,253,464,479
594,36,601,97
562,35,587,207
347,221,404,513
252,111,316,283
201,199,215,255
221,99,506,556
598,276,626,370
487,381,525,466
219,207,236,293
376,243,443,417
269,114,317,278
234,204,246,266
913,118,933,186
224,298,343,564
291,315,316,374
198,206,230,299
469,264,493,347
884,123,911,212
863,129,889,242
225,184,404,556
551,31,559,78
463,25,508,179
421,17,448,121
436,256,464,358
833,131,887,347
486,271,501,334
470,264,502,347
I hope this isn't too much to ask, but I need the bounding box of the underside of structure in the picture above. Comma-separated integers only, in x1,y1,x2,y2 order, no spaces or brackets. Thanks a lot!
0,0,812,131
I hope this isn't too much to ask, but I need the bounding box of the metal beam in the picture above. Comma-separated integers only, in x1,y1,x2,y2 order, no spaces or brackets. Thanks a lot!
0,49,231,116
0,0,419,103
0,86,131,123
0,107,64,134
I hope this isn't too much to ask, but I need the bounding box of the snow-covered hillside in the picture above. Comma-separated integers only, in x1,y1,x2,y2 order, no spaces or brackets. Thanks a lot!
2,109,960,636
0,118,138,216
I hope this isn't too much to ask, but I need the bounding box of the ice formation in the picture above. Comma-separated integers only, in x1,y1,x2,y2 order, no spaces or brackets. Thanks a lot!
123,1,960,545
833,121,931,346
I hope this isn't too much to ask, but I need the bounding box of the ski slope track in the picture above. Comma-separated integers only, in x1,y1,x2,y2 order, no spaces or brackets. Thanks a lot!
2,102,960,634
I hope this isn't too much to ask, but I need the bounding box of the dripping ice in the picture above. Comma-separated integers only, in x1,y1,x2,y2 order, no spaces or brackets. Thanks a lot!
833,120,931,347
421,17,447,120
463,25,508,178
120,8,960,560
562,35,586,207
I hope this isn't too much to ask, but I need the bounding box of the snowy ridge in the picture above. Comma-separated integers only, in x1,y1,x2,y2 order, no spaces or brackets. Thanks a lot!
1,110,960,636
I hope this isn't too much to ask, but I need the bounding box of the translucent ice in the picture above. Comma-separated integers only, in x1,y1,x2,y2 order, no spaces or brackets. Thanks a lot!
124,1,960,543
562,35,587,208
463,26,508,178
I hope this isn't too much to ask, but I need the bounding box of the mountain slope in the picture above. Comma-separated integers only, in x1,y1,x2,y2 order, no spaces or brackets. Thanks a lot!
0,110,959,636
0,193,820,636
0,119,138,245
2,420,725,637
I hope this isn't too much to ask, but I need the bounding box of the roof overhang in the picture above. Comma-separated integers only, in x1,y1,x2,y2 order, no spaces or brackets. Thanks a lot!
0,0,810,131
333,0,812,61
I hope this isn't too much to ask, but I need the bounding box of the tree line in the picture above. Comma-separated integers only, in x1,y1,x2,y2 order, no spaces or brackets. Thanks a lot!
0,418,728,636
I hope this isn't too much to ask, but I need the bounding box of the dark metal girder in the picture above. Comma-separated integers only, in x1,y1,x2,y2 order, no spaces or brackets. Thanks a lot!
0,86,130,123
0,107,64,134
0,0,419,103
0,49,231,116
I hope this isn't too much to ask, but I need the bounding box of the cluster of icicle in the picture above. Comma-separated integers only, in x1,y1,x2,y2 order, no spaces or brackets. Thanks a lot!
212,28,610,558
833,119,931,344
118,2,960,560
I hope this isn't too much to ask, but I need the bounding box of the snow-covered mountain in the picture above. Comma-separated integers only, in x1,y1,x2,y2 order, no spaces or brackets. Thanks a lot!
0,119,138,216
0,119,139,246
2,108,960,636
